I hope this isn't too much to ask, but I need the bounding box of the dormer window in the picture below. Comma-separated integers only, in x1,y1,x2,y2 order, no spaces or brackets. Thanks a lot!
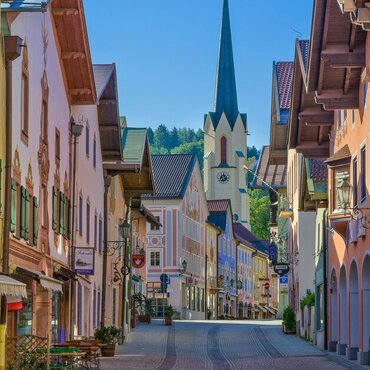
220,136,227,164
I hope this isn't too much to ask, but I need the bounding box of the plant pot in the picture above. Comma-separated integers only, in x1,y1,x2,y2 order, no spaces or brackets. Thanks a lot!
165,316,173,326
283,324,296,334
101,344,116,357
138,314,151,323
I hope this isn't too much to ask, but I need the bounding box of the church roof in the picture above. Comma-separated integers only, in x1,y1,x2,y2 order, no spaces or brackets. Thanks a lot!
209,0,245,130
144,154,197,199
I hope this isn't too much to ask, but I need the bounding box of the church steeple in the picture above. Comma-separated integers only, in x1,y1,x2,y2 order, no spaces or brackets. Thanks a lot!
213,0,239,128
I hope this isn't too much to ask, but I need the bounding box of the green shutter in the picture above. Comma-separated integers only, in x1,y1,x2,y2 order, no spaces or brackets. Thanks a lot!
52,186,58,231
60,192,65,235
10,179,17,234
33,196,38,246
20,186,26,239
25,191,30,241
67,199,71,240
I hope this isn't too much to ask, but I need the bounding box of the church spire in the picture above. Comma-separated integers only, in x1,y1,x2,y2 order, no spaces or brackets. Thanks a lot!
213,0,239,126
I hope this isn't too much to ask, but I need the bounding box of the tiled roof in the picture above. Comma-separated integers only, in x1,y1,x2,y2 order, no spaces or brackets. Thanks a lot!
233,223,268,255
145,154,196,199
121,128,148,165
207,199,230,213
252,146,286,189
276,62,294,110
299,40,310,72
307,159,327,181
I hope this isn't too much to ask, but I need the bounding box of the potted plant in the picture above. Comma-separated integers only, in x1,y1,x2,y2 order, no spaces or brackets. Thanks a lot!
282,306,296,334
164,305,174,326
138,298,154,323
94,326,121,357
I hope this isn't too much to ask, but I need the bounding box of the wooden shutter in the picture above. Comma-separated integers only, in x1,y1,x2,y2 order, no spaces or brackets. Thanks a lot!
10,179,17,234
25,191,30,241
20,186,26,239
33,196,38,246
60,192,65,235
52,186,58,231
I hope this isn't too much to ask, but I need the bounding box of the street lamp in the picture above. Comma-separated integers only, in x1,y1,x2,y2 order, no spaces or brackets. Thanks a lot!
337,178,352,210
181,260,188,273
120,220,131,240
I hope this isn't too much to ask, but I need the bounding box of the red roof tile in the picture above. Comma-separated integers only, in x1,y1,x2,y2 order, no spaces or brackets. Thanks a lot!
307,159,327,181
276,62,294,110
207,199,230,213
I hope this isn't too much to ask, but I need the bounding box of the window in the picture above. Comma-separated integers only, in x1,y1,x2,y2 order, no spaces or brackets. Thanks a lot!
86,201,90,244
361,146,366,202
79,194,83,236
93,135,96,168
191,287,196,310
86,124,90,157
220,136,227,164
94,212,97,249
353,157,358,207
20,186,29,241
337,111,342,130
363,82,368,109
98,217,102,253
21,68,29,139
52,186,59,232
41,185,47,228
150,251,160,266
150,217,160,231
55,129,60,161
41,100,48,142
334,167,350,211
10,179,18,235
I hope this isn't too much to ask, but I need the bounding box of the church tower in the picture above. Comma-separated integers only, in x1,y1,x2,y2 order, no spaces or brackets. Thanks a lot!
204,0,249,227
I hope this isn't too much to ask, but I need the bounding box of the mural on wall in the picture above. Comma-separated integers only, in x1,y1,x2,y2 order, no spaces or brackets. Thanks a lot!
185,174,201,222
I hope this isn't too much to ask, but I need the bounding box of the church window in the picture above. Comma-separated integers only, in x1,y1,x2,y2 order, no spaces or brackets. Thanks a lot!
220,136,227,164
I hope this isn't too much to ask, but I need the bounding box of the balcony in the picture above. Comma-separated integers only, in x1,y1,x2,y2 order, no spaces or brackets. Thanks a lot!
279,196,293,219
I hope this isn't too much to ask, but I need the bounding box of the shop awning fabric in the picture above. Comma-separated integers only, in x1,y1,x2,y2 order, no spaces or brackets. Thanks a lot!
0,274,27,298
16,267,63,292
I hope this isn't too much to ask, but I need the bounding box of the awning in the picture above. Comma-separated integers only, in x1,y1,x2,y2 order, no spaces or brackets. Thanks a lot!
0,274,27,298
324,144,351,168
255,304,267,313
266,306,276,315
16,267,63,292
7,296,23,311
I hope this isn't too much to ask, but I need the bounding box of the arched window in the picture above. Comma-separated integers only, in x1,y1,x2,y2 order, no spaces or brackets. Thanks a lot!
220,136,227,164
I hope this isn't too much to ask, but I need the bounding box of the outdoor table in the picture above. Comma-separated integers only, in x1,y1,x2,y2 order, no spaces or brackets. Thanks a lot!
50,350,87,369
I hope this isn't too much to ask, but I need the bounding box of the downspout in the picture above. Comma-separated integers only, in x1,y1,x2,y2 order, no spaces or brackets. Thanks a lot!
101,174,111,327
323,209,328,350
1,36,22,370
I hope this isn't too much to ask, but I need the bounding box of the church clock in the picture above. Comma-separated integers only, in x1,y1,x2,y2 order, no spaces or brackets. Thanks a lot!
217,171,230,184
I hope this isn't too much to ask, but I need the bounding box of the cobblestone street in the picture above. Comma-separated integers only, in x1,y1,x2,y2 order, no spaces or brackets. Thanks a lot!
100,320,364,370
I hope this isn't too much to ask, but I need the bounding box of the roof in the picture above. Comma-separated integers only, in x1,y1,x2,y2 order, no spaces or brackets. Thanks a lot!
307,158,327,181
207,199,232,231
0,274,27,297
299,40,310,73
276,62,294,110
207,199,230,213
144,154,197,199
121,128,148,165
252,146,286,189
93,64,115,100
1,0,48,11
325,144,351,167
233,223,269,255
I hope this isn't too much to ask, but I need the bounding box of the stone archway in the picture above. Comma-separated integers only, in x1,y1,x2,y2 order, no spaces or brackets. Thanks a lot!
338,265,347,354
348,260,359,359
329,269,338,351
362,256,370,352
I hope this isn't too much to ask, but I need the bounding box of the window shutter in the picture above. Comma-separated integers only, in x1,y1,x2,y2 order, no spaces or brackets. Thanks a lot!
20,186,26,239
52,186,58,231
60,192,65,235
25,191,30,241
33,196,38,246
67,199,71,240
10,179,17,233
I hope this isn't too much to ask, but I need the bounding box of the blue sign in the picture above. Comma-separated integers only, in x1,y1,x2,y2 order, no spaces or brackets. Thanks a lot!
160,273,169,283
280,273,288,285
269,242,277,262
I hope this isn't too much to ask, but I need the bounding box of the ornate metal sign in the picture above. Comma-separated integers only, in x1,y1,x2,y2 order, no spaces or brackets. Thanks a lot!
132,254,145,269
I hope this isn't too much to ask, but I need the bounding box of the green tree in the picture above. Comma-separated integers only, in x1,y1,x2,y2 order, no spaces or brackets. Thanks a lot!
249,189,270,240
147,127,154,145
248,146,260,160
154,124,171,151
169,127,180,150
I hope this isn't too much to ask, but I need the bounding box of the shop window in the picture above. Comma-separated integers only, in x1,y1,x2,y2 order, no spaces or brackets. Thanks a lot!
150,251,160,267
191,286,195,311
361,146,367,202
201,288,205,312
196,287,200,311
17,288,33,335
51,291,60,343
186,286,190,309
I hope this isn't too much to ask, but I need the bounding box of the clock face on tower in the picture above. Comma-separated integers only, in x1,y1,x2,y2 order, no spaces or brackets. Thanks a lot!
217,171,230,184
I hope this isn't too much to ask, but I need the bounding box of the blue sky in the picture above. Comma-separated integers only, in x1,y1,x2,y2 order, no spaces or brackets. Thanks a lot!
85,0,313,149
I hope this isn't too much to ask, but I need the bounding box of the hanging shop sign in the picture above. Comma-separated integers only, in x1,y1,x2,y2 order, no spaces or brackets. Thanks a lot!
74,247,95,275
264,282,270,290
236,280,243,290
273,264,289,276
132,254,145,269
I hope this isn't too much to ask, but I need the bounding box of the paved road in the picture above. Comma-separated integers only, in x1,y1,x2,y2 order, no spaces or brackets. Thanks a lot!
100,320,365,370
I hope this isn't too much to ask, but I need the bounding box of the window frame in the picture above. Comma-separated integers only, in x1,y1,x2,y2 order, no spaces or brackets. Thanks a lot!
360,145,367,203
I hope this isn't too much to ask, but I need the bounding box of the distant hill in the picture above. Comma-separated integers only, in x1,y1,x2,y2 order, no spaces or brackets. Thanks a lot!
148,124,260,171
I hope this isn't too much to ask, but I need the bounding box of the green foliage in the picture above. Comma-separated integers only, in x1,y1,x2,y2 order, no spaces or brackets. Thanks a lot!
94,326,121,345
164,305,175,317
8,348,47,370
282,306,296,330
249,189,270,240
171,139,204,170
207,308,212,320
300,292,315,311
144,298,155,316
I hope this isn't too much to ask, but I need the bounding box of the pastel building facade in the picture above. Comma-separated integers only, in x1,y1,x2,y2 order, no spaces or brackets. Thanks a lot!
143,154,207,320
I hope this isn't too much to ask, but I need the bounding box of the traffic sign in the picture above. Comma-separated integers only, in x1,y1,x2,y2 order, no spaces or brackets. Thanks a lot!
160,273,169,283
274,264,289,276
280,273,288,287
264,282,270,290
268,242,277,263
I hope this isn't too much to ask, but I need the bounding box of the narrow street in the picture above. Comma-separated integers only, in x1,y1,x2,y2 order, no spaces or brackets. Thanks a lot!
100,320,362,370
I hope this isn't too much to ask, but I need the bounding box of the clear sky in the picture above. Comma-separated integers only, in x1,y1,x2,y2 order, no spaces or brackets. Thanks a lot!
84,0,313,149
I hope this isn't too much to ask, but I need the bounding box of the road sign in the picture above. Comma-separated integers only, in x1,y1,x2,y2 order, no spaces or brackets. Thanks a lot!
268,242,277,262
160,273,169,283
264,282,270,290
280,273,288,288
274,264,289,276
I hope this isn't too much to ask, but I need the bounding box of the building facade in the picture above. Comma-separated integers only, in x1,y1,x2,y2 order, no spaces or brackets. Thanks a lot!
203,0,249,227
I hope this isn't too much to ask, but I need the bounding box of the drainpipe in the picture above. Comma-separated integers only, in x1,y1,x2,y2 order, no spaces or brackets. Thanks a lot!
101,174,111,328
0,36,22,370
323,209,328,350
